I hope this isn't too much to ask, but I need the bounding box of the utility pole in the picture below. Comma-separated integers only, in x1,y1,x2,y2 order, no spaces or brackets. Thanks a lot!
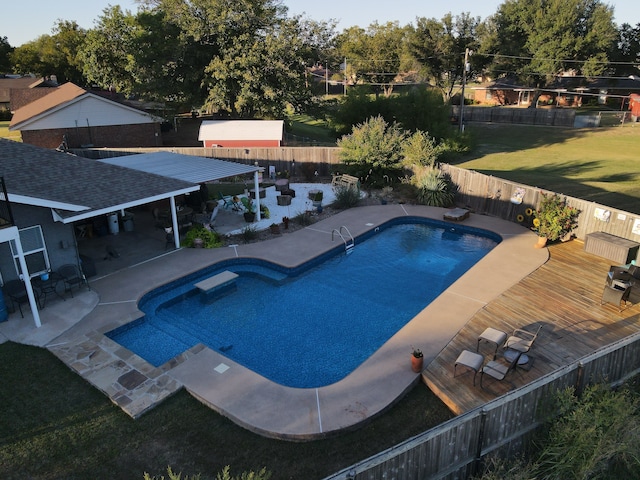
325,62,329,97
459,48,471,133
344,57,347,96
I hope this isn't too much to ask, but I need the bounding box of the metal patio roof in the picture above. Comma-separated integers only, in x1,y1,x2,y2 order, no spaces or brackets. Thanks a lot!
98,151,261,184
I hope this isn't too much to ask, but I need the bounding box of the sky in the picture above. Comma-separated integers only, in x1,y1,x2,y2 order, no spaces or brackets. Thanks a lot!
1,0,639,47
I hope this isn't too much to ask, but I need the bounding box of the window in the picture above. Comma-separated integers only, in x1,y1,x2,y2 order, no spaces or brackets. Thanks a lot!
9,225,51,279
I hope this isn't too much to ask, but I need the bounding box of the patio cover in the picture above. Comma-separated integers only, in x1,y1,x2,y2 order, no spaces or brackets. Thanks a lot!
98,151,261,184
99,152,265,222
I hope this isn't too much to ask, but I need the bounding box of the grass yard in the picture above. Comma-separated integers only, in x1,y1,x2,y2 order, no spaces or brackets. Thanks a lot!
0,342,452,479
0,121,21,141
288,113,336,145
456,124,640,214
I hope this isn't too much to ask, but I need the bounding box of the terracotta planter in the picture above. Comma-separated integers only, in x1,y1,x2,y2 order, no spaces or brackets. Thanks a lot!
270,224,280,234
411,355,424,373
534,236,548,249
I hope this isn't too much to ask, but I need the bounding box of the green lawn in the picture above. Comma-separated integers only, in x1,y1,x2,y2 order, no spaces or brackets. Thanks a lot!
455,124,640,214
0,121,21,141
0,342,452,479
288,114,336,145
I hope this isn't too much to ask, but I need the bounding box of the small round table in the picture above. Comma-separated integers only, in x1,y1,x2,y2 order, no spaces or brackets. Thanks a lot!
275,179,289,191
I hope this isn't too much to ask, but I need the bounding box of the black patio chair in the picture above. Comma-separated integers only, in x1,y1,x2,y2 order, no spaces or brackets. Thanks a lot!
57,264,90,297
3,279,36,318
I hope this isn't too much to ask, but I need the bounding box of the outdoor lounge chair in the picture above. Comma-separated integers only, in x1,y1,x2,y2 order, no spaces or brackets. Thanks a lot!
504,325,542,354
57,264,90,297
218,191,233,209
607,265,631,285
601,283,630,311
480,351,522,388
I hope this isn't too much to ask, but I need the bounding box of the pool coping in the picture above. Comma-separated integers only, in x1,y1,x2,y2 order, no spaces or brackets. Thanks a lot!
45,204,547,440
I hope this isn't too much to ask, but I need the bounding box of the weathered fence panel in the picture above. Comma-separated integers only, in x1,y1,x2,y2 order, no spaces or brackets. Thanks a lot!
325,332,640,480
452,106,575,127
441,165,640,252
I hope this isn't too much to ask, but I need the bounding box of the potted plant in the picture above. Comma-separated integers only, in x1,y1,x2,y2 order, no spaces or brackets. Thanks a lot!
531,193,581,248
270,223,280,234
411,346,424,373
243,198,256,222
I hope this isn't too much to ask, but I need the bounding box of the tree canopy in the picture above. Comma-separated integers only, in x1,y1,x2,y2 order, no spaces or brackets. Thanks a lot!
10,21,86,84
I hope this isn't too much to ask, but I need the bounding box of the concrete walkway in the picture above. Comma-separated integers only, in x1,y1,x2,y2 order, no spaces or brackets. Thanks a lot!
0,205,547,440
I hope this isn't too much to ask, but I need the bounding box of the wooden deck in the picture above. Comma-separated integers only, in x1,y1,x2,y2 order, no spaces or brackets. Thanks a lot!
423,239,640,414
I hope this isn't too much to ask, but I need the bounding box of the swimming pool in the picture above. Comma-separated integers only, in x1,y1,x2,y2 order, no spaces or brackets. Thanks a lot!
107,218,499,388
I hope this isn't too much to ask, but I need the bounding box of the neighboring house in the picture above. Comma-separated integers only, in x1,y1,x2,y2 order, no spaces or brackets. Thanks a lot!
471,78,535,106
0,75,47,112
9,76,60,112
198,120,285,148
9,82,163,149
471,76,640,109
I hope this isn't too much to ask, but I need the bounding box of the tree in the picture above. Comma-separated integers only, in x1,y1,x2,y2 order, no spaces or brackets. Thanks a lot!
0,36,13,73
609,23,640,77
79,5,212,111
10,20,86,84
337,22,410,97
337,115,408,186
481,0,618,85
408,13,481,100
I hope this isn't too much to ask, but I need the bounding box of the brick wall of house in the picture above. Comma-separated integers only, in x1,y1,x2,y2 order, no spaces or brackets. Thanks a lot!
21,123,163,149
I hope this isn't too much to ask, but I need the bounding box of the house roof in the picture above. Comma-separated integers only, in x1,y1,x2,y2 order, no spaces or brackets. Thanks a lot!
198,120,284,141
99,151,261,184
9,82,160,131
0,139,199,224
9,82,86,127
0,76,41,104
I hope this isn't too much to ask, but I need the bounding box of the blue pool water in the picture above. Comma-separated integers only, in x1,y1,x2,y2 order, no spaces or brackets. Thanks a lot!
107,218,499,388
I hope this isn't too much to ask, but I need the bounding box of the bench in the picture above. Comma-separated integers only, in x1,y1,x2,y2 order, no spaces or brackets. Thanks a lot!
331,174,360,190
194,271,238,293
585,232,640,264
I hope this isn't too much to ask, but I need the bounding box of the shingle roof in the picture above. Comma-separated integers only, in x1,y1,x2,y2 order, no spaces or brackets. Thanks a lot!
9,82,86,127
0,139,198,223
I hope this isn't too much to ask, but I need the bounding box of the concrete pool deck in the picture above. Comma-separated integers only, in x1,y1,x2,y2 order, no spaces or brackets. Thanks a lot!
0,204,547,439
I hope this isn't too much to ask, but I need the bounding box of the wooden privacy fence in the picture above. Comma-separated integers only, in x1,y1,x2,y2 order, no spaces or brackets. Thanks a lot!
452,105,575,127
441,164,640,251
325,332,640,480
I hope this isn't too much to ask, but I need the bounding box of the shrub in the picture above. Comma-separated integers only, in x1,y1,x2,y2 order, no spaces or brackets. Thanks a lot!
293,210,313,226
413,166,457,207
240,225,258,243
184,225,222,248
333,185,361,209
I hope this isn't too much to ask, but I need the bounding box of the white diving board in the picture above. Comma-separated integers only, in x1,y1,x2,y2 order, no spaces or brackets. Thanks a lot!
194,271,239,293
